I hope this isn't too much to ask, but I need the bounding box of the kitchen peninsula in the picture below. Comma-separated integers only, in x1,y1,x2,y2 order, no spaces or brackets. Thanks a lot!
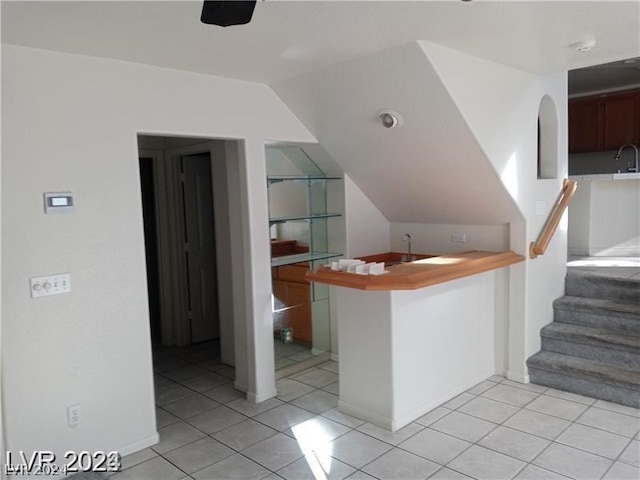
308,250,524,431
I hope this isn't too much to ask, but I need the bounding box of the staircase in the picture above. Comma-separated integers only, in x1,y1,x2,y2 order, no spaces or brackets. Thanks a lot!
527,271,640,408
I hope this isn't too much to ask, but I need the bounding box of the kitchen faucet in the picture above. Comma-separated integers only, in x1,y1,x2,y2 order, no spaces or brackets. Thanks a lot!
614,144,639,173
402,233,414,262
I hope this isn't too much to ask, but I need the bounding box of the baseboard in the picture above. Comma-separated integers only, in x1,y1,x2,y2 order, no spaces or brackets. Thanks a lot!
246,388,278,403
507,370,530,384
330,353,339,362
117,432,160,457
234,381,248,393
339,368,495,432
338,400,394,431
494,367,508,377
394,368,498,430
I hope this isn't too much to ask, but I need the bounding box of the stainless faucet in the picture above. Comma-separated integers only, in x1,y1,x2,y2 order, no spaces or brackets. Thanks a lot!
402,233,414,262
614,144,639,173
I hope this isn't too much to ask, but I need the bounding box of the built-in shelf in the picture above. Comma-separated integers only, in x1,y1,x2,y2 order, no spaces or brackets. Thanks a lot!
267,175,342,183
269,213,342,225
271,252,343,268
267,167,342,270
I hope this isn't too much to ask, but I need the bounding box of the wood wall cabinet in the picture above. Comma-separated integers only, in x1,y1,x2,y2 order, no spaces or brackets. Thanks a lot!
569,98,603,153
603,92,640,150
569,90,640,153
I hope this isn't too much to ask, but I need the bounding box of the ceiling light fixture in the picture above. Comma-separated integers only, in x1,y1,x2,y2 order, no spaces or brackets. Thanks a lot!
201,1,257,27
570,39,596,53
377,109,403,129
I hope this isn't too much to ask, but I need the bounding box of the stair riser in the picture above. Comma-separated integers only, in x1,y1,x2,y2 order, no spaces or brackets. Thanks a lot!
554,308,640,335
528,367,640,408
566,275,640,303
542,337,640,368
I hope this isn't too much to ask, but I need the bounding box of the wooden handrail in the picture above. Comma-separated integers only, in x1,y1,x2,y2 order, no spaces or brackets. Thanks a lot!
530,178,578,259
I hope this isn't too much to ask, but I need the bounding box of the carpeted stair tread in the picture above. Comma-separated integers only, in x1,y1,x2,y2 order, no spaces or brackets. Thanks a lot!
554,295,640,317
541,322,640,351
565,272,640,302
528,271,640,407
527,351,640,391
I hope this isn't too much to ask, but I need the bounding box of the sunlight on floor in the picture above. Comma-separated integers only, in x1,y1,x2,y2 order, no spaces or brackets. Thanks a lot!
292,418,334,480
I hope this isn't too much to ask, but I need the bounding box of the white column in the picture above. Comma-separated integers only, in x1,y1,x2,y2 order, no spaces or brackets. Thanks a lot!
239,138,277,402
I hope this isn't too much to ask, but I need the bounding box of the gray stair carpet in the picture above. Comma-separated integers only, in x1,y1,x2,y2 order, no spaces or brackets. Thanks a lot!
528,271,640,408
554,295,640,334
565,271,640,302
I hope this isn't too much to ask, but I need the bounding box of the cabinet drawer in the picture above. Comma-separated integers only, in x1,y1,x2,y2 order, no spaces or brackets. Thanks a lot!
277,264,310,284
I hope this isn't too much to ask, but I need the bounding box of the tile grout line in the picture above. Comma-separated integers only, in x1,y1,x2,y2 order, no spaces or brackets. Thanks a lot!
144,345,639,480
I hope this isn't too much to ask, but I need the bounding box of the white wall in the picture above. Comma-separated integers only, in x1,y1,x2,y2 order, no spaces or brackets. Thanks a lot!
1,44,314,463
422,41,569,381
389,223,509,255
343,174,390,257
273,43,521,226
568,181,592,256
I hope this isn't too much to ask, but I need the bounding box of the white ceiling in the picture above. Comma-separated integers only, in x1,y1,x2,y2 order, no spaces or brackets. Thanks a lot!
2,1,640,86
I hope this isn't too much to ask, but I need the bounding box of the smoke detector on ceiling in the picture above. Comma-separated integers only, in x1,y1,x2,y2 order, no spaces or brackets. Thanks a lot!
570,39,596,53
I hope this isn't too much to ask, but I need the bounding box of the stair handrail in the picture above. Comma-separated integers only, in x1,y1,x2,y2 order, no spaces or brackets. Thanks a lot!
530,178,578,259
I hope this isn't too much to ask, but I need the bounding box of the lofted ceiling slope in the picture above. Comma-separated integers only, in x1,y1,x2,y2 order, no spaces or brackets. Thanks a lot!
2,1,638,226
2,1,639,86
273,42,521,225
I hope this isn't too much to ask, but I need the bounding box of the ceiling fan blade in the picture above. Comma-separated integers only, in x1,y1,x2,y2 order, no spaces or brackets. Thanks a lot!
201,1,257,27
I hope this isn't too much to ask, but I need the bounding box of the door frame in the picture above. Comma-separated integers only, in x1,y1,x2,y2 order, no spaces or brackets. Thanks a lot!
139,136,252,390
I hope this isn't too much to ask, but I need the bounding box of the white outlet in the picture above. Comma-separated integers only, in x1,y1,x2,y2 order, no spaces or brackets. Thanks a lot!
452,232,467,243
67,404,81,426
30,273,71,298
536,201,547,215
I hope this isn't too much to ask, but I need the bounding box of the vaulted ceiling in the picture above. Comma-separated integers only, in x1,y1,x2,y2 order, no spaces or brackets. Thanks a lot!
3,1,639,87
3,1,639,226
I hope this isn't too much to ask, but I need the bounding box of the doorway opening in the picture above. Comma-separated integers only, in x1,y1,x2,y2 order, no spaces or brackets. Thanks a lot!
137,136,242,378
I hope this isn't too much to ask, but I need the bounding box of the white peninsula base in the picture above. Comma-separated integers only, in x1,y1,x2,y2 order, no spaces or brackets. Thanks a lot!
335,271,497,431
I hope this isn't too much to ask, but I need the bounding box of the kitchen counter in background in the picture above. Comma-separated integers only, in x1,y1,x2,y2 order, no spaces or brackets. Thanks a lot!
568,175,640,257
570,172,640,181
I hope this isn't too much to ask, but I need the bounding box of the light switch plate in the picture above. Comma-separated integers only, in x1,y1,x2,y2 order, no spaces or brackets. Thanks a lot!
452,232,466,243
30,274,71,298
536,201,547,215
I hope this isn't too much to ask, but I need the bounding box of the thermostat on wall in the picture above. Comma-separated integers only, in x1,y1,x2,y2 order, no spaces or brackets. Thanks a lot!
44,192,74,214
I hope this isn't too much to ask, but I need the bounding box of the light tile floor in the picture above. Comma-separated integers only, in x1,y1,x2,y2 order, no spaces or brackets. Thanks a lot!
113,343,640,480
274,339,331,377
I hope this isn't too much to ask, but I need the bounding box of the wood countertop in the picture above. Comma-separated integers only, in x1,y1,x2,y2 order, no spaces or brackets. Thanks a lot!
306,250,525,291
